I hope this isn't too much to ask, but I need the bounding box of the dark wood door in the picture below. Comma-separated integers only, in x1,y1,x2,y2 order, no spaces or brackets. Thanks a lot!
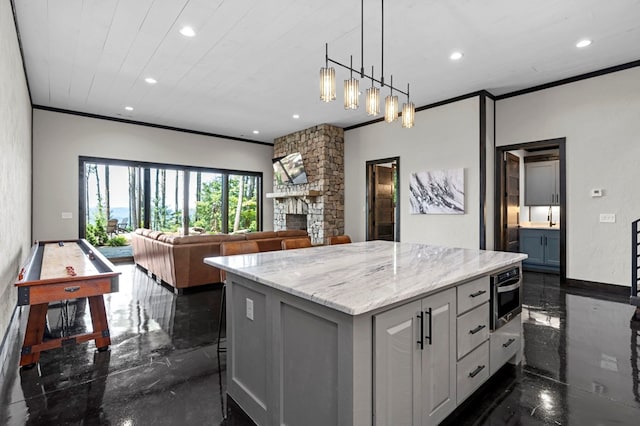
504,152,520,252
373,165,395,241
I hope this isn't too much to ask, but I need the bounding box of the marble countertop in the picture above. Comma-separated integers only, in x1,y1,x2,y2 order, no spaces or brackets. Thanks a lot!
204,241,527,316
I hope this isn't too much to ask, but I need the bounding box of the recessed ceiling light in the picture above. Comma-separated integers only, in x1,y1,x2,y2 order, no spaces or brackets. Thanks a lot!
125,106,134,111
145,77,157,84
292,114,300,119
576,39,592,48
450,51,463,61
179,26,196,37
252,130,260,134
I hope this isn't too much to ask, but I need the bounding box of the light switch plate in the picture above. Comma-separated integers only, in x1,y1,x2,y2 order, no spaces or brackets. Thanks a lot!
246,298,254,320
61,212,73,219
599,213,616,223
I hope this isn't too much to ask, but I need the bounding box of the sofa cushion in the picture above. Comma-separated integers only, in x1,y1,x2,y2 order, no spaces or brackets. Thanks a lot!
163,233,245,245
245,231,278,240
148,230,164,240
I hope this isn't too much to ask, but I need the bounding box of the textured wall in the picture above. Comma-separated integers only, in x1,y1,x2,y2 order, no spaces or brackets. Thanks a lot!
497,66,640,286
0,0,32,344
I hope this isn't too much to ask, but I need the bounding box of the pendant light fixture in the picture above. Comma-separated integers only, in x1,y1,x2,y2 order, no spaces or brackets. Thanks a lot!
344,56,359,110
401,84,415,128
384,75,398,122
320,44,336,102
319,0,415,128
366,66,380,116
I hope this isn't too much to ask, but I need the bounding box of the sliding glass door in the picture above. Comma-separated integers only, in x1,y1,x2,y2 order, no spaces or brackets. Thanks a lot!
83,163,144,245
189,171,224,233
228,174,259,233
149,168,184,232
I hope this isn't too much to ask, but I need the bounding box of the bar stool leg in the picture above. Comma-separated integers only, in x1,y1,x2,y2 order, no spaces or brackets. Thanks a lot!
217,284,226,353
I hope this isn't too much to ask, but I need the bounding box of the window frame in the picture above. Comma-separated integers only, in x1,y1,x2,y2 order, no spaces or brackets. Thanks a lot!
78,156,263,237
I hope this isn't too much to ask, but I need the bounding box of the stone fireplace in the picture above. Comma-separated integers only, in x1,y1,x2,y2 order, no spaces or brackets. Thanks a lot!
270,124,344,245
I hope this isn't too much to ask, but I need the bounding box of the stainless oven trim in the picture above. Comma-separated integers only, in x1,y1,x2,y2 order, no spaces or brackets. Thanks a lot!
497,281,521,293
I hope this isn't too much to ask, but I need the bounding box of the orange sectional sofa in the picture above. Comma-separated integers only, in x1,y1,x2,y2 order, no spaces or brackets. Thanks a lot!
131,228,308,293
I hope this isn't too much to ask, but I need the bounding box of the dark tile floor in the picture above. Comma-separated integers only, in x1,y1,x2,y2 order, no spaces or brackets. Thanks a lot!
1,265,639,425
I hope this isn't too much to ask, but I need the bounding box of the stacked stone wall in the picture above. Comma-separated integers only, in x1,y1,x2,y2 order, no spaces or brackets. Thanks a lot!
273,124,344,245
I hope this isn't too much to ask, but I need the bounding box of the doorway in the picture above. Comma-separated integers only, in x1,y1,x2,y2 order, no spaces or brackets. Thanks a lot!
494,138,566,281
366,157,400,242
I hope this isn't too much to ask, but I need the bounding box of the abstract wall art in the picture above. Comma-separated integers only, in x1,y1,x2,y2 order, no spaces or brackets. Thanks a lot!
409,168,465,214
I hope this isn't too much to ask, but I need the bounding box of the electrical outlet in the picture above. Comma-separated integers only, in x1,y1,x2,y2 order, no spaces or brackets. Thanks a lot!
599,213,616,223
61,212,73,219
246,298,254,320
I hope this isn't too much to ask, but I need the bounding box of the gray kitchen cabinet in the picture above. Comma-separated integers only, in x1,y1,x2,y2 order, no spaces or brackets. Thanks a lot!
374,288,456,426
519,228,559,271
525,160,559,205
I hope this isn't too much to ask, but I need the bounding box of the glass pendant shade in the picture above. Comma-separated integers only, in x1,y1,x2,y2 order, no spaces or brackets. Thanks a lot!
402,102,415,128
344,78,359,110
385,95,399,122
366,86,380,116
320,67,336,102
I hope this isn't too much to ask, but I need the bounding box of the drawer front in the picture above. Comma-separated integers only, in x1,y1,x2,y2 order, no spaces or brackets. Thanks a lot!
490,314,522,375
24,278,114,305
457,302,490,359
457,276,489,314
457,341,490,404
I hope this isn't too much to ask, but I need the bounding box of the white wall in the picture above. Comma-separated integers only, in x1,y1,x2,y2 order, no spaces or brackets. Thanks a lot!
344,97,482,249
32,110,274,240
0,0,32,343
496,66,640,286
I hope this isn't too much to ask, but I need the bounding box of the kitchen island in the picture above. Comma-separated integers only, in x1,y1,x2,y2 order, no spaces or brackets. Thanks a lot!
204,241,526,426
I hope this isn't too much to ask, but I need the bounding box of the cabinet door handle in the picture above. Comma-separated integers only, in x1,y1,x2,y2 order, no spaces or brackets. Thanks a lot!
540,236,543,245
469,290,486,298
469,365,486,378
469,324,486,335
416,312,424,350
425,308,433,345
503,338,516,348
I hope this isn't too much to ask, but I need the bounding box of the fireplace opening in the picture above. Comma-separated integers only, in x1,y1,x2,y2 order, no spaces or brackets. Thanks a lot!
286,214,307,231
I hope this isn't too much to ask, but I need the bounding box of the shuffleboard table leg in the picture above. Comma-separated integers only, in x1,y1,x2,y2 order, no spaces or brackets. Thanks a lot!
20,303,48,367
88,295,111,350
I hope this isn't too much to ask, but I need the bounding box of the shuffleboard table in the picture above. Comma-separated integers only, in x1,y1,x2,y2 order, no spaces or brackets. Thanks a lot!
15,239,120,367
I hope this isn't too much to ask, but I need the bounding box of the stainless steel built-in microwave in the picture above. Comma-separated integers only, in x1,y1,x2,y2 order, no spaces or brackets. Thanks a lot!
490,266,522,330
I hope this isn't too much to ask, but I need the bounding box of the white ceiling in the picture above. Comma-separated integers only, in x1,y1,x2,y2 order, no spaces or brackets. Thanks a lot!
13,0,640,143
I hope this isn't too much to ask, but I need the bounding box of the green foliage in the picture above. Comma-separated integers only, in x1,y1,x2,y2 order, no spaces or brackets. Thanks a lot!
106,235,128,246
191,176,258,234
86,199,109,246
85,224,98,246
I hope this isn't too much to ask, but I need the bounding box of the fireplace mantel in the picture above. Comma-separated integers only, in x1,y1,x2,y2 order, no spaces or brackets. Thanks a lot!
266,190,321,199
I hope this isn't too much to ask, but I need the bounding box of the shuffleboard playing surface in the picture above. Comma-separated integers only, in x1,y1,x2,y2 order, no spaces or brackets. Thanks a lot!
40,242,99,280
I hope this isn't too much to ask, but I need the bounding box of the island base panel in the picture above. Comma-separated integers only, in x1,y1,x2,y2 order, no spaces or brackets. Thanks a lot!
226,273,370,426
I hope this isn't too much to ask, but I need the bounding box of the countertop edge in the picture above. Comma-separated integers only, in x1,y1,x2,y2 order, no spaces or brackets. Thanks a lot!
204,254,526,316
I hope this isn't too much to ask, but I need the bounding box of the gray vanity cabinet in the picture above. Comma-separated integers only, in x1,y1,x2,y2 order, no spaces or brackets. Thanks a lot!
520,228,560,271
374,288,456,426
525,160,559,206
